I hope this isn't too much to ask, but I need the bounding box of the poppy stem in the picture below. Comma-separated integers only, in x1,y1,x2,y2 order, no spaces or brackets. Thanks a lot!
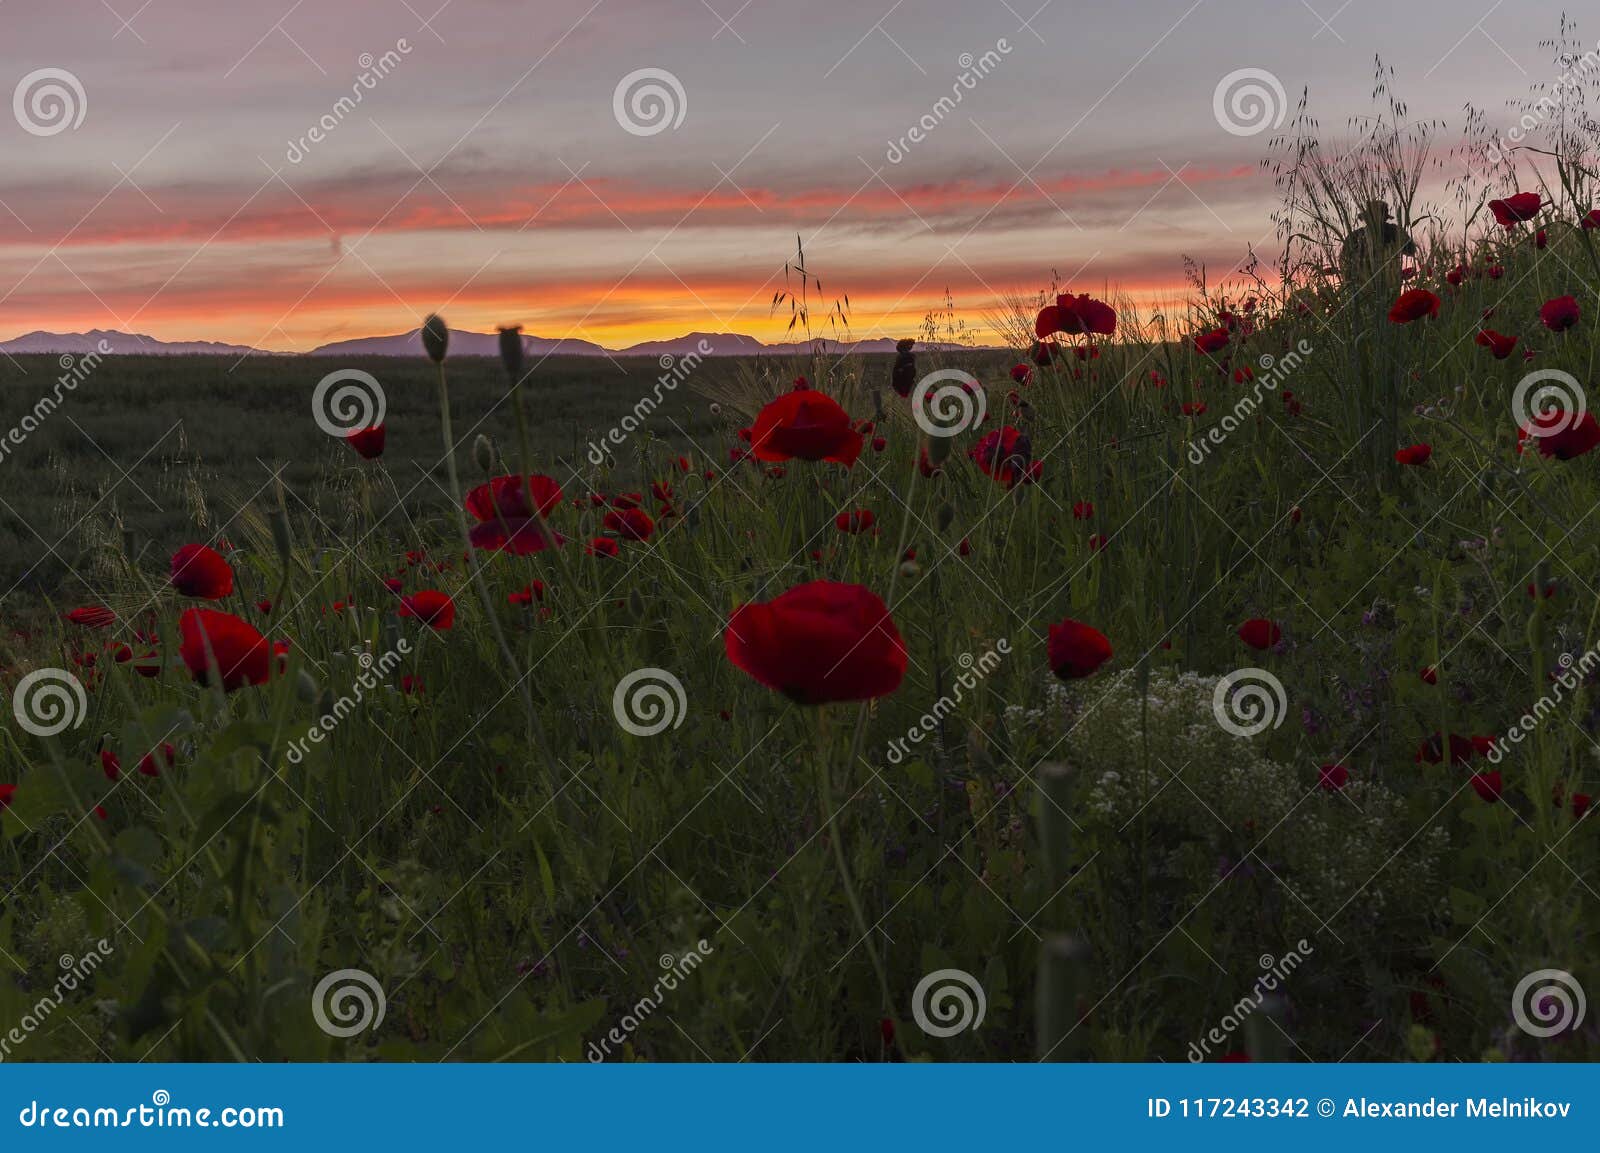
436,362,542,749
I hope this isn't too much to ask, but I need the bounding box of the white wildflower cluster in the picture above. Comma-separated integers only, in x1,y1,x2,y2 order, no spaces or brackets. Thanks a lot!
1017,671,1448,941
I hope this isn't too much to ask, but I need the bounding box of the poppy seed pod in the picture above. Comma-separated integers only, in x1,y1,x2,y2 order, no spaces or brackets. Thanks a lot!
421,314,449,364
498,325,524,379
891,338,916,398
295,669,319,704
473,434,495,474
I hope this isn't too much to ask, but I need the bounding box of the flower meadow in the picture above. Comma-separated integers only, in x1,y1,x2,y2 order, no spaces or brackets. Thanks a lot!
5,108,1600,1065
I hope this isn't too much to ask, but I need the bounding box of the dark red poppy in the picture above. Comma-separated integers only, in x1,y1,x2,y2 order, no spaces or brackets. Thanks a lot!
1181,402,1208,416
138,742,176,778
1388,289,1441,324
1415,731,1476,765
835,509,876,534
1010,363,1032,384
1072,501,1094,520
398,590,456,631
1519,411,1600,460
603,507,656,542
1029,341,1058,367
466,474,564,520
969,426,1037,488
724,580,907,704
1489,192,1542,227
170,544,234,600
1047,618,1112,680
586,537,620,558
1193,328,1230,355
1583,209,1600,230
1237,618,1281,650
1573,793,1593,819
1539,295,1580,332
1035,292,1116,339
468,519,564,556
1535,229,1548,249
1420,665,1438,685
1394,443,1432,467
1446,265,1466,286
347,424,386,459
750,390,862,467
64,606,116,629
1474,329,1518,359
0,784,14,811
1470,771,1503,802
178,608,275,691
1318,763,1349,791
508,580,546,607
100,748,121,781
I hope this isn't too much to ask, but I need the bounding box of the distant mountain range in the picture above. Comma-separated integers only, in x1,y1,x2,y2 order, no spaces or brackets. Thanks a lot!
1,328,991,359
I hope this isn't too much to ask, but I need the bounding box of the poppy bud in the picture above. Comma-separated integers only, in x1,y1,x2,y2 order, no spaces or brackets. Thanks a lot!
936,503,954,532
421,314,449,364
295,669,319,703
1038,934,1090,1061
270,507,293,564
498,325,524,379
473,434,495,474
899,560,919,580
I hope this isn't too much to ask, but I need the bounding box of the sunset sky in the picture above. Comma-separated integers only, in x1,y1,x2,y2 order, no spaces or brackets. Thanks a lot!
0,0,1580,350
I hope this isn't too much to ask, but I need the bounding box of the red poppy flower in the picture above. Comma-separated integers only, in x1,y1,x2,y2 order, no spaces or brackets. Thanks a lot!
170,544,234,600
0,784,14,811
1489,192,1542,227
835,509,876,534
1474,329,1518,359
1519,411,1600,460
178,608,275,691
1010,364,1032,384
1181,402,1208,416
1388,289,1441,324
1047,618,1113,680
468,519,564,556
64,606,116,629
603,507,656,542
1583,209,1600,230
725,580,907,704
1535,229,1548,249
347,424,386,459
969,426,1036,488
1573,793,1593,819
398,590,456,630
586,537,620,558
1318,764,1349,791
1394,443,1432,467
1415,731,1476,765
466,474,564,521
100,748,121,781
1087,533,1107,552
1237,618,1281,650
399,675,425,695
508,580,546,607
1539,295,1580,332
750,390,862,467
1193,328,1230,355
1420,665,1438,685
138,742,176,778
1072,501,1094,520
1445,265,1466,286
1035,292,1116,339
1470,771,1503,802
1487,264,1504,280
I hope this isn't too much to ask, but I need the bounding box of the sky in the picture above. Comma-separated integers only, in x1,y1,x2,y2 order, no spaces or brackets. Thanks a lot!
0,0,1584,349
